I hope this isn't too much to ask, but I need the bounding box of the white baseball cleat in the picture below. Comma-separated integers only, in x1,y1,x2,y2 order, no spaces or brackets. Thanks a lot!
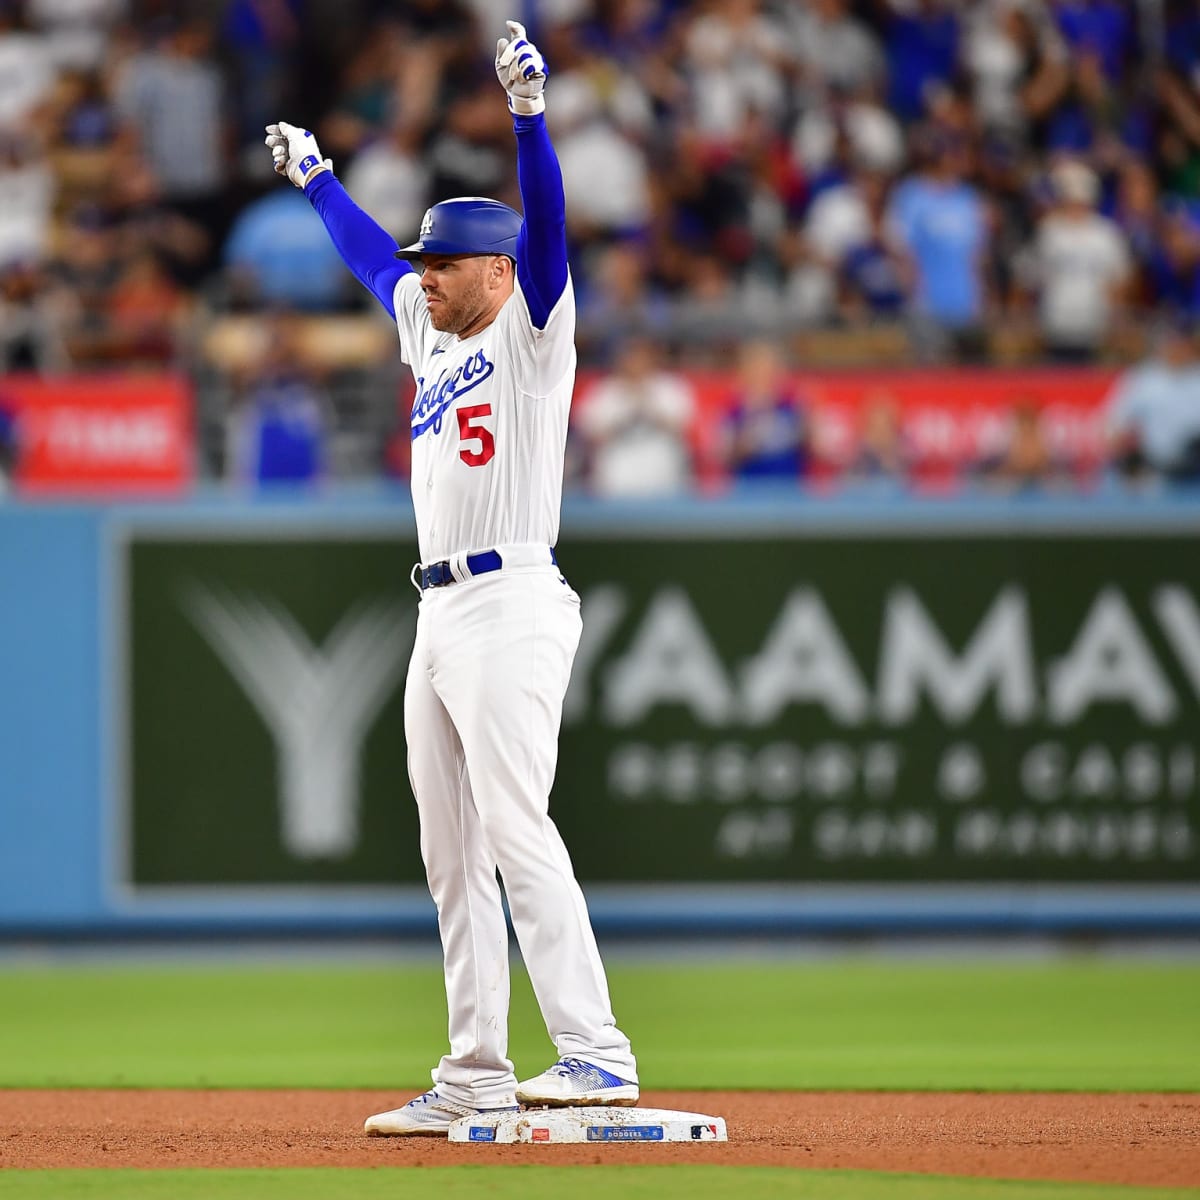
515,1057,640,1107
364,1089,519,1136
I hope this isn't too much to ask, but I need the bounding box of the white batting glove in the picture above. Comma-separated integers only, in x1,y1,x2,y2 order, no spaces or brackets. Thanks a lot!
495,20,547,116
264,122,332,189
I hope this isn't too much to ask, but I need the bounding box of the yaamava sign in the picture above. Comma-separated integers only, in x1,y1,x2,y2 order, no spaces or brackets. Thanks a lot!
124,529,1200,889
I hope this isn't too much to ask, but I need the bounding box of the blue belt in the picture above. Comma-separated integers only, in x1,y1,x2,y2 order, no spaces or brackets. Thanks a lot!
419,547,557,590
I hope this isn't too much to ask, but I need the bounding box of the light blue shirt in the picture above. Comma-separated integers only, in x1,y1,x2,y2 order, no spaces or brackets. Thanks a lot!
1106,362,1200,469
223,190,347,309
888,176,986,326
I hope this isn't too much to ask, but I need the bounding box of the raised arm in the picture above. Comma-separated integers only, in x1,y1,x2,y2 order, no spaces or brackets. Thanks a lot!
265,122,413,319
495,22,568,329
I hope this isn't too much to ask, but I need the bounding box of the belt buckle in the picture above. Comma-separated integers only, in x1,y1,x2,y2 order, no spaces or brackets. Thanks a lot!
412,560,449,591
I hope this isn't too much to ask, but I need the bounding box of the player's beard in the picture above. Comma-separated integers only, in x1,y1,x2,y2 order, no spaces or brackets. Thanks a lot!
426,270,489,334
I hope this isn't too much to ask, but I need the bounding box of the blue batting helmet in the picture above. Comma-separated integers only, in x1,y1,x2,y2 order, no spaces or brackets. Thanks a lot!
394,197,522,261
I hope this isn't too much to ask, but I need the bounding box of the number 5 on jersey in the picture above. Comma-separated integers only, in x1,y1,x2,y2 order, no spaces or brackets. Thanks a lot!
457,404,495,467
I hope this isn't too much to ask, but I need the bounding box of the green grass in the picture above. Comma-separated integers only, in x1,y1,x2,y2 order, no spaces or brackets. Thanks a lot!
0,1171,1195,1200
0,1169,1196,1200
0,960,1197,1092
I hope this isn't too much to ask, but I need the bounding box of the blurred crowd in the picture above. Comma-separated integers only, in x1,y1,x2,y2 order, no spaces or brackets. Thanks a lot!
1,0,1200,494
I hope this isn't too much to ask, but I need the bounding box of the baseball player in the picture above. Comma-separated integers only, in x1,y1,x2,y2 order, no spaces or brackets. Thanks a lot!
265,20,638,1136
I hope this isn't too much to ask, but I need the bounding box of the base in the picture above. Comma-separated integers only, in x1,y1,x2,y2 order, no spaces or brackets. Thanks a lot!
448,1105,727,1144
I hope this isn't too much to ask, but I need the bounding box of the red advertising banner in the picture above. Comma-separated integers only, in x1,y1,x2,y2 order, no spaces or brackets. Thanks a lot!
575,367,1120,487
795,368,1119,476
0,375,194,495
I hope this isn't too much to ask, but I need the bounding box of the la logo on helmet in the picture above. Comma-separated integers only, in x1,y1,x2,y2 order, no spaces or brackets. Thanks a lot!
420,208,434,238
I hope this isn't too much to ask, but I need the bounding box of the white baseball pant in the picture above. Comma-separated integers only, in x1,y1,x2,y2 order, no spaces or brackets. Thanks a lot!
404,551,637,1108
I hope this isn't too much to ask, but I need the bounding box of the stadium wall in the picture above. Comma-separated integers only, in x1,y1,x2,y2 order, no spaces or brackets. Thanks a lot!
2,492,1199,939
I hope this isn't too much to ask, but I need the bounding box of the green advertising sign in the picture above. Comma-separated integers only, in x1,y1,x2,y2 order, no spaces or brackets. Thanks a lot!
124,527,1200,890
127,535,423,886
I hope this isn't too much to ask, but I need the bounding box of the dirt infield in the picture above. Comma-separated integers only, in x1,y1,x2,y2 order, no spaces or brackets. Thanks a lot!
1,1090,1197,1186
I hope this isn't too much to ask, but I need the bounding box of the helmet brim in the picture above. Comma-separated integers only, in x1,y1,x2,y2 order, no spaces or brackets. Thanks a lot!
394,239,516,262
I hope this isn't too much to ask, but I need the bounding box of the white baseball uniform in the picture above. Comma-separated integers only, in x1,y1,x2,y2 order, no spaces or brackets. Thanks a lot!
274,18,637,1117
393,270,637,1107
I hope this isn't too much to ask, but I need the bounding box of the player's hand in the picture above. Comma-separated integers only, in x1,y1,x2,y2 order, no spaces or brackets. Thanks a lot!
495,20,547,116
264,122,332,189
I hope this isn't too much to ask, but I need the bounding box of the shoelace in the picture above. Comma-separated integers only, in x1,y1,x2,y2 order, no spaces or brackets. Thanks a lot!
410,1090,492,1117
548,1057,601,1079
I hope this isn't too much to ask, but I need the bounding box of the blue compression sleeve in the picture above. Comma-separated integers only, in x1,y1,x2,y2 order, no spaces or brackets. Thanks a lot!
304,172,412,319
512,113,568,329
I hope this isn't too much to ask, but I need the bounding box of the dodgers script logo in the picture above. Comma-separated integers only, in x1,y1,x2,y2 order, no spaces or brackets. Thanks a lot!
411,349,495,440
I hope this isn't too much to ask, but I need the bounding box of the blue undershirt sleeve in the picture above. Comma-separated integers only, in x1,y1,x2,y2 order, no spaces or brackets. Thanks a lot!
303,172,413,320
512,113,568,330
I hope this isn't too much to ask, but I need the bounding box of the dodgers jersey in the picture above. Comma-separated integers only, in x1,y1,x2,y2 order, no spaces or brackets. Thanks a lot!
303,110,572,566
393,272,576,565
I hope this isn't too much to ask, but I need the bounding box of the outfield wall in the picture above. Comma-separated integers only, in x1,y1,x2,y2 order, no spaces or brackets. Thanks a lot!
2,490,1199,938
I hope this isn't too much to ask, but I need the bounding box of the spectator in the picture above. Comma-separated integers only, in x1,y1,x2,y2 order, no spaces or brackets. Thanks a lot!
962,1,1069,146
578,336,696,497
222,187,349,311
1104,317,1200,484
1113,158,1162,286
106,248,189,366
1021,159,1131,362
1155,1,1200,175
719,340,809,482
576,240,672,363
975,134,1033,308
881,0,961,123
49,201,121,365
220,0,301,171
791,77,905,181
341,118,430,244
975,396,1061,492
228,320,331,486
540,19,655,141
0,130,54,269
51,67,121,148
663,125,754,271
425,79,511,201
838,171,912,321
1052,0,1132,85
799,164,879,308
113,19,228,247
888,131,991,361
1043,25,1148,160
0,4,55,129
26,0,126,72
682,0,791,143
550,71,651,241
850,389,911,484
318,18,409,159
669,252,763,351
1145,204,1200,323
0,392,15,494
0,261,68,371
738,108,808,287
109,153,211,289
788,0,886,101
